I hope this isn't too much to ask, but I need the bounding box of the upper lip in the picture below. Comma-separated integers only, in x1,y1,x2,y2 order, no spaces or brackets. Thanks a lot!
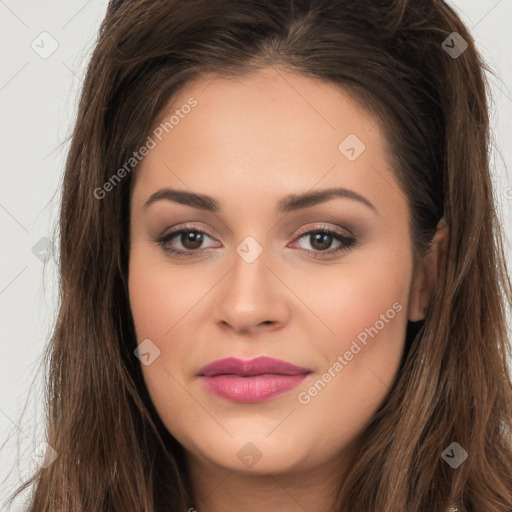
197,356,311,377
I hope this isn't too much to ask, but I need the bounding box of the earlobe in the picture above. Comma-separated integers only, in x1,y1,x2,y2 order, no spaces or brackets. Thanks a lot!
407,217,449,322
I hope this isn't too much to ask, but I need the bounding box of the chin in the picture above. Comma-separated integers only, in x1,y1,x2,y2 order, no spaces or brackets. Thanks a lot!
183,429,316,475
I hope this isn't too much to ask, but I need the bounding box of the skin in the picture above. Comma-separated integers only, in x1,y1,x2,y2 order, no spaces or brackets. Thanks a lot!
128,66,448,512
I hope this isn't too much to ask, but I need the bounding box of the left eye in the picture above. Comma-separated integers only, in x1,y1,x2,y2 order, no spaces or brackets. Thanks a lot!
155,227,356,258
293,229,355,254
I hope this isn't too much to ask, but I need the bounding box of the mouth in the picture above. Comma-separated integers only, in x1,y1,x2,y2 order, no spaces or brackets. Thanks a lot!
197,356,312,403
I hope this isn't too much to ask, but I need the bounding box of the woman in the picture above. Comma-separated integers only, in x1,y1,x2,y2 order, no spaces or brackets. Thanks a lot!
9,0,512,510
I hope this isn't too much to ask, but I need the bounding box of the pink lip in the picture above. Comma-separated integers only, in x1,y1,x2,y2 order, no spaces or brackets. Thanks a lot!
197,356,312,403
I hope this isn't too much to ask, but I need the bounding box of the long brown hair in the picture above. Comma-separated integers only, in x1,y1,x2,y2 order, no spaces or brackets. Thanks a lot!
7,0,512,510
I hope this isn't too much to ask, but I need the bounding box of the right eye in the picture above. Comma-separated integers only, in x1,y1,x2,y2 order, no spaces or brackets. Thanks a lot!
155,228,221,257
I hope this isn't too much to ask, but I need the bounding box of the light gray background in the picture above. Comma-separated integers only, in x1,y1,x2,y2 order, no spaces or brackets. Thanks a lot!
1,1,511,509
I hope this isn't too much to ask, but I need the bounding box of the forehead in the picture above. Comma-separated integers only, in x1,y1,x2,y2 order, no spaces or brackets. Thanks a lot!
131,67,403,218
151,67,383,154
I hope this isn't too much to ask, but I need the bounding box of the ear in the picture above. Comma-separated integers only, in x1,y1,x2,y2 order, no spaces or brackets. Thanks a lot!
408,217,448,322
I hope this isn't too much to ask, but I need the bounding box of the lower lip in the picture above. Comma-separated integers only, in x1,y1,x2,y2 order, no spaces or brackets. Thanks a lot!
200,374,309,403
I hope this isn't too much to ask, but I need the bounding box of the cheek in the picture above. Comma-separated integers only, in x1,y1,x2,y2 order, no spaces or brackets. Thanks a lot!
127,246,219,389
128,250,206,342
291,244,411,361
128,253,202,441
293,248,411,432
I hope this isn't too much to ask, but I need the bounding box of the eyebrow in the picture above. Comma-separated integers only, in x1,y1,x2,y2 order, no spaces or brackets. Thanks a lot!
143,187,377,214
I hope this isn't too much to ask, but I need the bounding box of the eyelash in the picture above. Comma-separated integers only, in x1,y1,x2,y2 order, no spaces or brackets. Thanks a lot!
154,224,357,259
154,226,357,258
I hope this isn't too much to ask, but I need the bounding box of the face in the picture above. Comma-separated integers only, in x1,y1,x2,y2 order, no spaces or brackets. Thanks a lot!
128,67,433,481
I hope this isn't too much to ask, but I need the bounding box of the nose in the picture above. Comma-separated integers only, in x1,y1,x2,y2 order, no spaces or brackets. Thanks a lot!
212,245,291,336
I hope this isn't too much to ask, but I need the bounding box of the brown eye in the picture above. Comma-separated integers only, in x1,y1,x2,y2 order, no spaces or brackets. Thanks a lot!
155,228,219,257
294,228,356,258
309,232,334,251
180,230,205,250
